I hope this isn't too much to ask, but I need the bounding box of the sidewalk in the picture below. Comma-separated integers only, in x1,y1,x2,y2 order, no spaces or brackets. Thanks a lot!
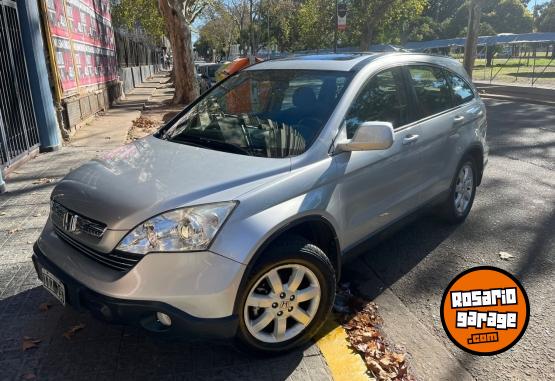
0,74,333,380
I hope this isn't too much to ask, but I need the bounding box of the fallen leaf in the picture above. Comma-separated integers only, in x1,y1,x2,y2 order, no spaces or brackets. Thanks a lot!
0,212,6,216
21,337,41,351
32,178,53,185
499,251,514,260
63,323,85,339
339,291,416,381
8,228,21,235
38,303,51,312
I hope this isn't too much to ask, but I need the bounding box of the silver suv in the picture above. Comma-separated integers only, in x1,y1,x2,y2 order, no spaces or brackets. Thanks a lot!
33,53,487,354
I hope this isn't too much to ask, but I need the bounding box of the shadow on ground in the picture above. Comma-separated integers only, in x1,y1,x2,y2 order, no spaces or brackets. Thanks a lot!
0,286,309,380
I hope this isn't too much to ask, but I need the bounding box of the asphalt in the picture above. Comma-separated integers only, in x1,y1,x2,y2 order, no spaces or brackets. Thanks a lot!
0,91,552,380
344,98,555,380
0,74,333,381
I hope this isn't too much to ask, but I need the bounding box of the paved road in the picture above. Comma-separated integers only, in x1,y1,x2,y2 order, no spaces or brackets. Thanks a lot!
1,97,552,380
345,99,555,380
0,76,332,381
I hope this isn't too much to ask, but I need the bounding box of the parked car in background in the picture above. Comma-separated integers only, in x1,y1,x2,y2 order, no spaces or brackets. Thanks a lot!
33,53,487,354
196,62,223,86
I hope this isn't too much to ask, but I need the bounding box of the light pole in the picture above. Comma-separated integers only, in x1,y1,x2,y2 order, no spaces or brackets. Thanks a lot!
334,0,338,53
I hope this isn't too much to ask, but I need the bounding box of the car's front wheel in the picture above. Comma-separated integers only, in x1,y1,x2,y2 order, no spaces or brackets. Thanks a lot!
235,236,335,354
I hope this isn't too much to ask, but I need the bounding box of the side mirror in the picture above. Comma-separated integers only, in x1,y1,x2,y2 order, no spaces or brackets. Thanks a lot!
335,121,395,153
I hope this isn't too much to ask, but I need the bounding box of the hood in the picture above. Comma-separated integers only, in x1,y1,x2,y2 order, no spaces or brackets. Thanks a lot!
52,136,290,230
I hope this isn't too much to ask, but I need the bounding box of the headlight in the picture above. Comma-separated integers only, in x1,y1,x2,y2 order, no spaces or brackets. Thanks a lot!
116,202,237,254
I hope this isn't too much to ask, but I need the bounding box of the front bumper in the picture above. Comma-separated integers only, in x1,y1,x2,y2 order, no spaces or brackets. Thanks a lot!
33,244,238,339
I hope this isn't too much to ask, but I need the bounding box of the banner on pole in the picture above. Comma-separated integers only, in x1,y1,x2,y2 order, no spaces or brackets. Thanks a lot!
337,3,347,31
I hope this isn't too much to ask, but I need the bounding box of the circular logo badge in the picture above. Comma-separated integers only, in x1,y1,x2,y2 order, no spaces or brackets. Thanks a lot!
440,266,529,355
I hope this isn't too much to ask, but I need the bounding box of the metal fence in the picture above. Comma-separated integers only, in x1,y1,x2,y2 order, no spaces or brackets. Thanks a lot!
444,43,555,89
0,0,40,168
114,29,162,68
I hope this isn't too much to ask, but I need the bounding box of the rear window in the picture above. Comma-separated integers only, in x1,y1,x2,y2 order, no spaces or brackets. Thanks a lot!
408,65,452,117
445,71,475,106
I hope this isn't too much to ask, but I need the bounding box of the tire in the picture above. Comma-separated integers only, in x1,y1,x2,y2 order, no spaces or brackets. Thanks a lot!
235,236,336,355
439,155,477,224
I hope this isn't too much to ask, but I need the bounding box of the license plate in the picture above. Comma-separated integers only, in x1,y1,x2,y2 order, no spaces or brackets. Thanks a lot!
41,268,66,306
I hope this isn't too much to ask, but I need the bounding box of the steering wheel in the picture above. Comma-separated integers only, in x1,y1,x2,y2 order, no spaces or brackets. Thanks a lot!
295,117,322,142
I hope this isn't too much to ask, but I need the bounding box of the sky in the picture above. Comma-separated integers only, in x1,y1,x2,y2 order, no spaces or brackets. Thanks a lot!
528,0,550,10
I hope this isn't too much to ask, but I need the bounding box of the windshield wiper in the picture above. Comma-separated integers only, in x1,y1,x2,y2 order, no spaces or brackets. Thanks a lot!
169,135,252,156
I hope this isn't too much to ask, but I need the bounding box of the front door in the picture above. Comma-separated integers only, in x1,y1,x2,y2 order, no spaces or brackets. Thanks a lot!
334,67,424,249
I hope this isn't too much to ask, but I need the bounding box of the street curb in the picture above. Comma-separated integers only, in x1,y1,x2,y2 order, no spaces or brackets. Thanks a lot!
480,93,555,107
475,82,555,107
315,317,372,381
350,257,475,381
368,288,475,381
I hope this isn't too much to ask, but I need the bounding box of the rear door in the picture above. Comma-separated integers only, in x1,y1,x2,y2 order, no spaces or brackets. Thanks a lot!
404,65,461,203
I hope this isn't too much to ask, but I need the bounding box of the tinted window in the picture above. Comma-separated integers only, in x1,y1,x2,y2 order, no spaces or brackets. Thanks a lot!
345,68,410,138
408,65,452,117
160,70,352,158
445,71,474,105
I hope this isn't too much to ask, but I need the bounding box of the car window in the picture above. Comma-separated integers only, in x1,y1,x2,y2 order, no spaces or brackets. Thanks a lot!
160,70,353,158
345,68,410,138
445,70,474,106
408,65,452,118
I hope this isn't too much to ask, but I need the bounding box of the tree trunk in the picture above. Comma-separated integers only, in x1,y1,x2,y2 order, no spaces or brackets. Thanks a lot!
486,45,495,67
360,24,374,51
159,0,199,105
463,0,484,77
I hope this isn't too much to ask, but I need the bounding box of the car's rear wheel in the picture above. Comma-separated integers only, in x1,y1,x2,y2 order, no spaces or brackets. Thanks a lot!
440,156,477,223
235,236,335,354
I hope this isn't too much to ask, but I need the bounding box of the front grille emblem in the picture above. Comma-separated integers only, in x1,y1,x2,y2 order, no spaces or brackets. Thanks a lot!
62,212,79,232
51,201,106,238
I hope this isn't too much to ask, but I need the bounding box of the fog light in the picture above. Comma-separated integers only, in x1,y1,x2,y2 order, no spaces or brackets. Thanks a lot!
156,312,172,326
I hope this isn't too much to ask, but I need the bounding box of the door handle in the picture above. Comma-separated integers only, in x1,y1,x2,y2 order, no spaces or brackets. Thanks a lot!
402,134,419,145
453,115,465,124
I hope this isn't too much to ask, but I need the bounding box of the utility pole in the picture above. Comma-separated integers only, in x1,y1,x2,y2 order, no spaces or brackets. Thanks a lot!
334,0,338,53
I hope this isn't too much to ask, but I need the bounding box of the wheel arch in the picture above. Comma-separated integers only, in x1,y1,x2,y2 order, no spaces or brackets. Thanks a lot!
232,215,341,314
464,144,485,186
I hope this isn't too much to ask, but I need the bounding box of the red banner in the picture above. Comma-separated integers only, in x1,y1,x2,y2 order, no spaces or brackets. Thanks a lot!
44,0,117,95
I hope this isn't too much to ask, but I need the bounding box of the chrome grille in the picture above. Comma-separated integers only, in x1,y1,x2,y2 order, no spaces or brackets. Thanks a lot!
54,228,141,272
50,200,141,272
50,201,106,238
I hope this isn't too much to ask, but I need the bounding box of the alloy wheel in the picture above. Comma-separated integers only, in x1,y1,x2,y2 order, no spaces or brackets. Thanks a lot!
243,264,321,343
454,163,474,215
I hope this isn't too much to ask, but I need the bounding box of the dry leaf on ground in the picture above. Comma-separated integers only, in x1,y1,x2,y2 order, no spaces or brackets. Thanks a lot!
8,228,21,235
38,303,51,312
127,116,160,143
32,178,53,185
22,337,41,351
63,323,85,339
499,251,514,260
339,298,415,381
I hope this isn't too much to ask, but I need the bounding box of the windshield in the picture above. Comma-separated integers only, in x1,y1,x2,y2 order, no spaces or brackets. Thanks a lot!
160,69,352,158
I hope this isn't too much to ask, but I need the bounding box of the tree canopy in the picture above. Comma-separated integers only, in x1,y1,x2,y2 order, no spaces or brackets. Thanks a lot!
193,0,539,58
112,0,166,38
